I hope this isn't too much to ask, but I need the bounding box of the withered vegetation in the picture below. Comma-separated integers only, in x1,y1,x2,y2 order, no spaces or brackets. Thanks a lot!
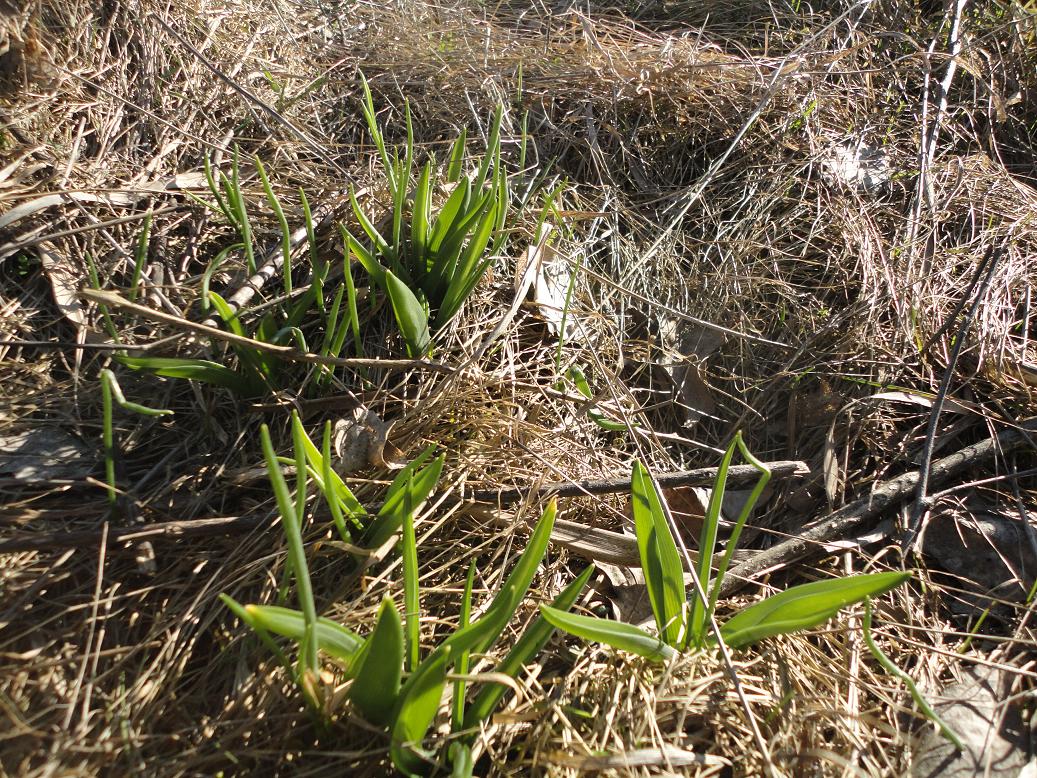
1,0,1036,775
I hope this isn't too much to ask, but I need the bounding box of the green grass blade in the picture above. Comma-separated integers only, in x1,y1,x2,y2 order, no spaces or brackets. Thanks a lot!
128,212,151,302
299,187,324,312
390,650,450,775
360,73,393,187
348,597,404,726
362,450,444,549
689,435,739,646
342,224,385,288
255,156,293,295
719,572,912,649
385,270,431,357
463,564,594,730
451,562,476,731
203,153,235,224
539,606,676,663
240,603,363,668
707,434,771,616
220,595,293,671
320,420,349,541
472,104,502,193
472,499,557,655
428,179,471,255
343,258,363,357
261,423,319,675
863,600,964,750
402,489,421,672
293,415,366,521
411,161,432,281
449,742,474,778
446,128,467,183
349,186,392,261
113,354,254,394
631,460,685,646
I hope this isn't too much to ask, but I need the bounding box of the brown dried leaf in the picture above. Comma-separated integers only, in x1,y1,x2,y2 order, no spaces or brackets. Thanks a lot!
333,407,403,473
39,241,86,327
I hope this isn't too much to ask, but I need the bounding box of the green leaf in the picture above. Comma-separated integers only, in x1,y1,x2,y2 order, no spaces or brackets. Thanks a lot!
363,450,444,549
428,179,471,255
449,742,474,778
539,606,677,663
719,571,912,649
113,354,254,394
342,225,386,288
472,498,557,655
446,128,467,183
631,461,686,646
241,604,363,668
293,415,366,522
402,497,421,672
349,186,392,261
385,270,431,357
452,562,476,731
390,650,450,775
463,564,595,730
263,422,318,675
348,597,404,725
411,162,432,280
437,197,500,326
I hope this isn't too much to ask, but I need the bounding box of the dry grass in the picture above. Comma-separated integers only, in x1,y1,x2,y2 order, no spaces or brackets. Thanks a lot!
2,0,1036,775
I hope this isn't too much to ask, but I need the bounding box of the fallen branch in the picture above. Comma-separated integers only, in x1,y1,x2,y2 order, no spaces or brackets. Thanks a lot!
1,460,807,554
718,419,1037,597
469,460,808,505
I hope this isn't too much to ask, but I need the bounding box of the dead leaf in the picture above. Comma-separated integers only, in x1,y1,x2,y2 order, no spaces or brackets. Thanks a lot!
0,427,94,482
656,317,726,426
822,416,842,507
549,745,729,771
912,664,1031,778
333,407,403,473
39,241,86,327
526,240,579,340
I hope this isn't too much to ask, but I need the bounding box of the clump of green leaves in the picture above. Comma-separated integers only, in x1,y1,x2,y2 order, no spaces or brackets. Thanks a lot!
222,412,593,775
343,74,511,356
117,150,357,397
541,432,911,657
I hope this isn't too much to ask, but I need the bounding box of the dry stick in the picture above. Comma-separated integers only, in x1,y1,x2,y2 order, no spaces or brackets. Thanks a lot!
79,288,453,374
902,243,1004,551
718,419,1037,598
0,461,806,554
469,460,807,504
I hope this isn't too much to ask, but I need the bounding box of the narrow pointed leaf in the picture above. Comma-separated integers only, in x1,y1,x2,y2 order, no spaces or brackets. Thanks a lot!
362,451,444,549
539,606,676,662
446,128,467,183
241,604,363,667
464,564,595,729
348,597,404,725
342,225,386,288
473,498,557,655
385,270,431,357
113,354,253,393
719,571,911,649
411,162,432,280
401,498,421,672
631,460,685,646
390,650,450,775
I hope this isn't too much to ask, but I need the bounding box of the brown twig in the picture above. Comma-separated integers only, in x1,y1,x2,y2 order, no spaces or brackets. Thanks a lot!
79,288,454,373
719,419,1037,597
468,460,808,504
